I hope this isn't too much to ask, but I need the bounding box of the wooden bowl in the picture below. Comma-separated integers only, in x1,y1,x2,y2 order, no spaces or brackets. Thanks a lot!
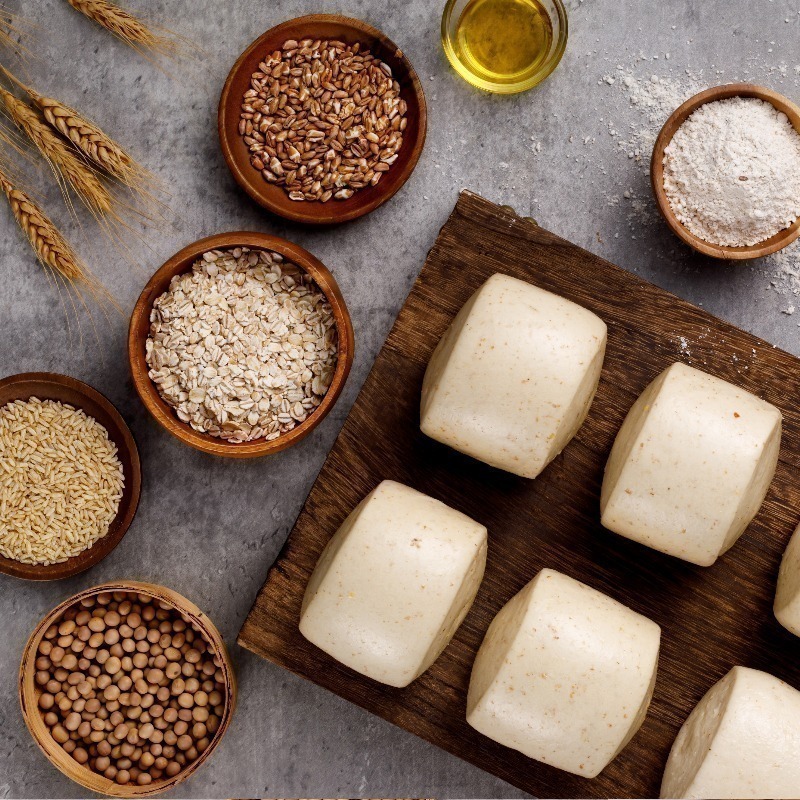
218,14,427,224
128,232,354,458
651,83,800,259
0,373,141,582
20,581,237,797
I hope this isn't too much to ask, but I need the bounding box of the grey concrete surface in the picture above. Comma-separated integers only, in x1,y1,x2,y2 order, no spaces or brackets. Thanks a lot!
2,0,800,796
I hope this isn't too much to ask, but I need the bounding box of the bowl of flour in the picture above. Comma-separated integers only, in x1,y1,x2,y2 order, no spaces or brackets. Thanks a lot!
651,84,800,259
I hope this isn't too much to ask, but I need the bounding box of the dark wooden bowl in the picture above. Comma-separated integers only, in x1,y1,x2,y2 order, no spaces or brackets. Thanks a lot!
218,14,427,225
128,232,354,458
20,581,237,797
651,83,800,260
0,373,141,581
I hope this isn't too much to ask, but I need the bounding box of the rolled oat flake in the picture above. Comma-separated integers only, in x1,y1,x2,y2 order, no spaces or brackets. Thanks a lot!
145,247,338,444
663,97,800,247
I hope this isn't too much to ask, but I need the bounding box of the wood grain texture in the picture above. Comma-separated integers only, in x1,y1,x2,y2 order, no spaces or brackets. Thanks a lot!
238,190,800,799
651,83,800,260
218,14,427,225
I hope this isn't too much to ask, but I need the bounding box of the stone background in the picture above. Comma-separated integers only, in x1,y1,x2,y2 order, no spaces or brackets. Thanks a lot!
2,0,800,796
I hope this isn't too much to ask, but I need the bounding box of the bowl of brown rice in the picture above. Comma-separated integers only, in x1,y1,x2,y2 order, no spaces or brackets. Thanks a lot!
0,373,142,581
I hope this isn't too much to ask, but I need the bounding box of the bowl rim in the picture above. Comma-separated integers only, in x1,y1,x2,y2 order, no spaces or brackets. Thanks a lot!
19,581,237,797
218,13,428,224
128,231,354,458
651,83,800,260
440,0,569,95
0,372,141,582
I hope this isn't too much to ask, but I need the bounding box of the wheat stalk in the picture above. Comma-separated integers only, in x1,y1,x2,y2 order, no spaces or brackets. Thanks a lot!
1,67,150,187
35,94,141,182
0,158,118,345
0,88,113,217
0,69,168,230
0,164,85,282
0,9,32,59
64,0,172,56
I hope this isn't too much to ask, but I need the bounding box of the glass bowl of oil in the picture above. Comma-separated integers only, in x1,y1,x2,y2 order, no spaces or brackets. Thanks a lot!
441,0,567,94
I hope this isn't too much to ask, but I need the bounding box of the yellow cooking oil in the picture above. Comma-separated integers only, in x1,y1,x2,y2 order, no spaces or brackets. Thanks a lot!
453,0,553,87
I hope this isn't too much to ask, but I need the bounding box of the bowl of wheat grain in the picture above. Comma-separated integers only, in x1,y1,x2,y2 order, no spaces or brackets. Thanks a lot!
218,14,427,224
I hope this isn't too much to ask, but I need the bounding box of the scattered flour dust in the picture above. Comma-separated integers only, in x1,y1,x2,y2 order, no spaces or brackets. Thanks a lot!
601,66,800,300
600,69,704,229
663,98,800,247
615,72,702,164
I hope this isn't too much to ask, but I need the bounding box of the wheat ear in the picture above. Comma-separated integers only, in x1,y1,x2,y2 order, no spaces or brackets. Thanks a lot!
0,68,151,187
0,88,113,217
0,158,119,345
0,165,85,282
35,92,169,218
36,94,143,183
65,0,172,55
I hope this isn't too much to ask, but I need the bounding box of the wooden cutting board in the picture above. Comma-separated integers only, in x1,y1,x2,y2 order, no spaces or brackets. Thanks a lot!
239,190,800,799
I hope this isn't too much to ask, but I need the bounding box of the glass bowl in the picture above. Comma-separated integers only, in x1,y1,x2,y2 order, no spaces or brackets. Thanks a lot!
441,0,568,94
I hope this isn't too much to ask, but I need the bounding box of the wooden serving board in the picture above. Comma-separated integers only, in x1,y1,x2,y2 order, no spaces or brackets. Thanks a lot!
239,191,800,799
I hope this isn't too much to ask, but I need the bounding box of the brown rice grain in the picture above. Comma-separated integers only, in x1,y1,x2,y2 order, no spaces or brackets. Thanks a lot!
0,398,125,565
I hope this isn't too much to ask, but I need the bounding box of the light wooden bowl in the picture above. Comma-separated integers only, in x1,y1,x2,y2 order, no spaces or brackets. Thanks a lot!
19,581,237,797
0,373,141,582
128,232,354,458
218,14,427,224
651,83,800,259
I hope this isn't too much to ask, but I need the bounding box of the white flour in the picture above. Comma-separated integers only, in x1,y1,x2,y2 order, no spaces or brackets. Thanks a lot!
599,65,800,298
663,97,800,246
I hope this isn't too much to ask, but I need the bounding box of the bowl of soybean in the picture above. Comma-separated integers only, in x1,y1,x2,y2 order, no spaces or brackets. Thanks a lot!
19,582,237,797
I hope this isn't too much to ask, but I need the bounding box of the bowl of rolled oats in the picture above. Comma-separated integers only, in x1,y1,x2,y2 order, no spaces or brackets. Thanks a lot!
128,233,354,458
218,14,427,224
